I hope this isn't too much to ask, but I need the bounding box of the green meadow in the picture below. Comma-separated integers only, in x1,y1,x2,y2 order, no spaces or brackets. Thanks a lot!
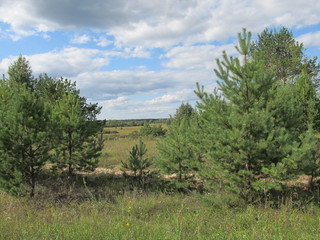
100,126,160,169
1,190,320,240
0,125,320,240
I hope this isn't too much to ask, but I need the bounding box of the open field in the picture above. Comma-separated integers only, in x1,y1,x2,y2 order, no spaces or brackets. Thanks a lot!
1,191,320,240
104,124,168,137
104,126,143,137
100,137,159,169
100,125,162,169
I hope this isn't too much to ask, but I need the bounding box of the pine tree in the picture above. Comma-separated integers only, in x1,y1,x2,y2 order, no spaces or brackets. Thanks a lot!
8,55,34,89
0,86,53,197
0,56,105,196
0,79,23,195
53,91,104,175
33,74,105,175
121,139,153,180
157,103,197,181
35,74,79,103
251,27,320,85
194,28,318,198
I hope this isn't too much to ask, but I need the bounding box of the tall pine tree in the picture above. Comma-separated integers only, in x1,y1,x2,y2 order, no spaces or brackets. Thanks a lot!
0,86,54,197
195,28,318,199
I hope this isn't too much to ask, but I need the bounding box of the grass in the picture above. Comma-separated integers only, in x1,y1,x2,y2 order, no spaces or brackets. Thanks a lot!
2,125,320,239
104,126,142,137
100,137,159,169
1,191,320,240
100,125,161,169
104,124,167,138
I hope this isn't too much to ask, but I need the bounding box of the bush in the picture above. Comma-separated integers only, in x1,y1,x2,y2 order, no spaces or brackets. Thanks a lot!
139,124,166,137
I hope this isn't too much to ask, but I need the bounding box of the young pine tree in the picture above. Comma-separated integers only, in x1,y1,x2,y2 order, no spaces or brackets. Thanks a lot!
194,28,317,198
8,55,34,89
0,86,54,197
121,139,153,180
157,103,198,181
53,92,104,175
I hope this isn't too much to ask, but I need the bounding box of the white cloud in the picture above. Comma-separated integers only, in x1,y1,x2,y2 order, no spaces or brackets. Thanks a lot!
123,46,151,58
147,89,196,105
0,45,155,79
0,47,110,77
130,106,176,117
74,69,214,101
71,34,91,44
103,96,129,109
297,31,320,48
1,0,320,48
95,36,112,47
102,103,176,119
101,94,189,120
100,87,202,119
0,57,13,74
255,0,320,28
161,43,237,70
0,0,58,36
28,48,110,77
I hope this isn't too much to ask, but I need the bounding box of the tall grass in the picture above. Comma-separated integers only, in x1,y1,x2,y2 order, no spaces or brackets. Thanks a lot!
100,125,160,169
1,191,320,239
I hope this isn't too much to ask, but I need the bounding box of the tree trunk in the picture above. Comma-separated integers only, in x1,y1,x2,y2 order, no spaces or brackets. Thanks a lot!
68,131,73,176
178,160,182,181
29,167,35,198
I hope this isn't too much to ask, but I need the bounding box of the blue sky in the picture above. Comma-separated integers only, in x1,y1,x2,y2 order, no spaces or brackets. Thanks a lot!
0,0,319,120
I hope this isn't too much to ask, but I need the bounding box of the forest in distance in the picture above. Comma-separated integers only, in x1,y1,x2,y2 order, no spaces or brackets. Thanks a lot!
1,27,320,239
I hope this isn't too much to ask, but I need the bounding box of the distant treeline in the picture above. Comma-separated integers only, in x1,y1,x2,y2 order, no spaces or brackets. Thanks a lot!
105,119,168,127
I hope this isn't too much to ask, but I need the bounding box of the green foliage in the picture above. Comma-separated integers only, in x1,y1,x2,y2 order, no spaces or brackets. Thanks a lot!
295,73,318,127
167,103,195,125
0,56,104,196
138,123,167,137
35,74,79,103
251,27,320,85
157,103,198,180
8,55,34,89
121,139,153,178
51,87,104,175
32,71,105,176
0,156,23,196
0,86,54,197
194,28,319,199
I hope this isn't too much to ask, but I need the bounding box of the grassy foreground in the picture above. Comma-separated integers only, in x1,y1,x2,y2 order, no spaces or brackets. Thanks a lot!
1,191,320,240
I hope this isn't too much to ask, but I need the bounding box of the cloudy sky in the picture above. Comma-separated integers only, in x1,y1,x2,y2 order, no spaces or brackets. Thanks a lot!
0,0,319,119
